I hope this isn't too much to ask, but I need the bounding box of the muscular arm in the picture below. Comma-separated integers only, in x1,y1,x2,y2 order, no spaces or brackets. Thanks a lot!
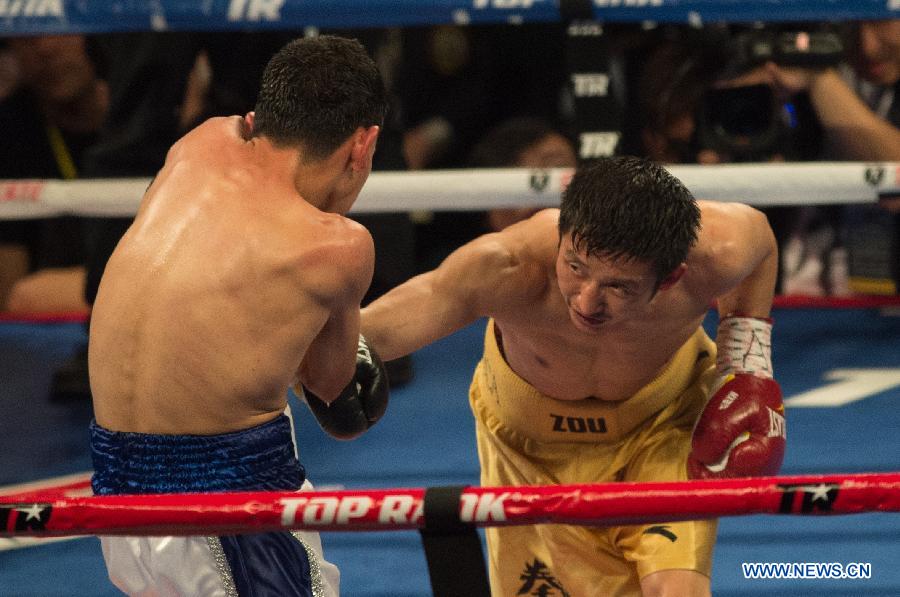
697,201,778,319
807,69,900,160
688,202,784,479
768,65,900,160
362,230,536,361
295,226,375,402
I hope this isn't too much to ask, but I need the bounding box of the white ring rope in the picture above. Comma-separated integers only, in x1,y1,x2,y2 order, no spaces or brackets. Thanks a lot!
0,162,897,219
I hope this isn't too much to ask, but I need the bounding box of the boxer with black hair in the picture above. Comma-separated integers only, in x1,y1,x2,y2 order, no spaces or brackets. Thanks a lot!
362,156,783,596
89,35,388,596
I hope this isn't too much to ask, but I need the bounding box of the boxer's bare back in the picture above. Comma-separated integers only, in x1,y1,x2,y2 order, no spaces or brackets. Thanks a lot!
90,117,373,435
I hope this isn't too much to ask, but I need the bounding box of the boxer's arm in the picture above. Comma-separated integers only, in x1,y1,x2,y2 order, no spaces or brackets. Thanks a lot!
701,201,778,320
362,232,531,361
689,202,784,478
297,228,375,403
299,306,363,402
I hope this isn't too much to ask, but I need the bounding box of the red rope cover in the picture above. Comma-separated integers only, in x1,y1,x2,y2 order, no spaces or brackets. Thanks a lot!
2,473,899,538
0,311,89,323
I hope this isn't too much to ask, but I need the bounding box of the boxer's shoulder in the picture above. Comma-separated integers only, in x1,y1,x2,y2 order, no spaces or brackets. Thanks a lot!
282,212,374,296
164,116,249,166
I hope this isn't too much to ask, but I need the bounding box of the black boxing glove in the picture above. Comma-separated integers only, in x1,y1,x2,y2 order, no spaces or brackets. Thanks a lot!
303,335,389,440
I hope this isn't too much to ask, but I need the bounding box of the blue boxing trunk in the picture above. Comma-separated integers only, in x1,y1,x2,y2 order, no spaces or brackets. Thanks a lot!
90,413,340,597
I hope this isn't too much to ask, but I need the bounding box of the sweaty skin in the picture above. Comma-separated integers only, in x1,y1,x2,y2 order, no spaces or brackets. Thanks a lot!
362,201,775,596
362,202,777,403
90,116,374,435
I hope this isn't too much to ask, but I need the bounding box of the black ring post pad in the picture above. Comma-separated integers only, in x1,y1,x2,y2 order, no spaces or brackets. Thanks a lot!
418,486,490,597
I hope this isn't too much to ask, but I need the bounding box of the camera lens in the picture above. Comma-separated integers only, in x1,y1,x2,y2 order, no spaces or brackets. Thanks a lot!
705,84,774,137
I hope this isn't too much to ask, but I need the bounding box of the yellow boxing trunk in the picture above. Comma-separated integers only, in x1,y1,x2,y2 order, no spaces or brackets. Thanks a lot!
469,320,719,596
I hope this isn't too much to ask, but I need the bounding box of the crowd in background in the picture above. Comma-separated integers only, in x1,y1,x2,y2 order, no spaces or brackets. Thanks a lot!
0,20,897,318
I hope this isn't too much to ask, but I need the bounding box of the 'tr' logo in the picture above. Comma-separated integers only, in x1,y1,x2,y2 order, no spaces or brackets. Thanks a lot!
227,0,284,21
778,483,839,513
0,503,52,532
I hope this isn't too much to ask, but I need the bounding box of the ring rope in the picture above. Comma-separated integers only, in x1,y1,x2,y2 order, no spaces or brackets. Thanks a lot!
2,473,899,538
1,162,898,219
4,291,900,326
0,472,93,500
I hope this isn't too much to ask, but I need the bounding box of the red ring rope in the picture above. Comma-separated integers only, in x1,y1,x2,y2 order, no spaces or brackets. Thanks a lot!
2,473,898,538
0,311,89,323
772,294,900,309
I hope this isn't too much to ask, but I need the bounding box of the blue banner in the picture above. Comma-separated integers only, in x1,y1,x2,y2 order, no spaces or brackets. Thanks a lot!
0,0,897,35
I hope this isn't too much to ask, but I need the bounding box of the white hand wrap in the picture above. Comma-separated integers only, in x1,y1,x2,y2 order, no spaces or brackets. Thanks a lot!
715,315,773,379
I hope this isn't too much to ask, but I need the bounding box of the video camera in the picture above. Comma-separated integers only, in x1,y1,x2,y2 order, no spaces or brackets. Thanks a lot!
725,26,845,74
697,24,844,161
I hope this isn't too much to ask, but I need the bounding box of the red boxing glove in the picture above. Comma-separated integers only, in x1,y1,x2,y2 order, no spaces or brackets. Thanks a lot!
688,314,786,479
688,374,786,479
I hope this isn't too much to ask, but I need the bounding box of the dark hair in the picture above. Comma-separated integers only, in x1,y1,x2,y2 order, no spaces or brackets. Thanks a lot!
252,35,387,160
468,117,569,168
638,38,725,134
558,156,700,284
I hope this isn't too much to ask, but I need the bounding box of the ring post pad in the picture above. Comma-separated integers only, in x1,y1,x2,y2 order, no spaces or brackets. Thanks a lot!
418,486,490,597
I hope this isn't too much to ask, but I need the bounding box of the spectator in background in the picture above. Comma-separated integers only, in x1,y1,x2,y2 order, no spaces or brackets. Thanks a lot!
762,20,900,161
633,33,721,165
468,116,578,231
414,117,578,271
0,35,108,313
635,29,824,166
392,23,574,287
760,20,900,294
396,24,572,170
632,29,829,294
710,20,900,295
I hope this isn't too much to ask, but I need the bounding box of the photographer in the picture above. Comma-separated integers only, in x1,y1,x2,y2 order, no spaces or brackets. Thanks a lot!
635,28,824,293
637,26,828,166
636,23,900,296
726,22,899,160
736,20,900,295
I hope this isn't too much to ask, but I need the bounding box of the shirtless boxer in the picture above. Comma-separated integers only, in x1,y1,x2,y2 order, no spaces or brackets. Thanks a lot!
362,156,785,596
88,35,389,596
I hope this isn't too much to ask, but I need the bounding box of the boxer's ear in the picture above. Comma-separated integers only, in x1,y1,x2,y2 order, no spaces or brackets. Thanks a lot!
350,125,380,171
242,112,255,137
